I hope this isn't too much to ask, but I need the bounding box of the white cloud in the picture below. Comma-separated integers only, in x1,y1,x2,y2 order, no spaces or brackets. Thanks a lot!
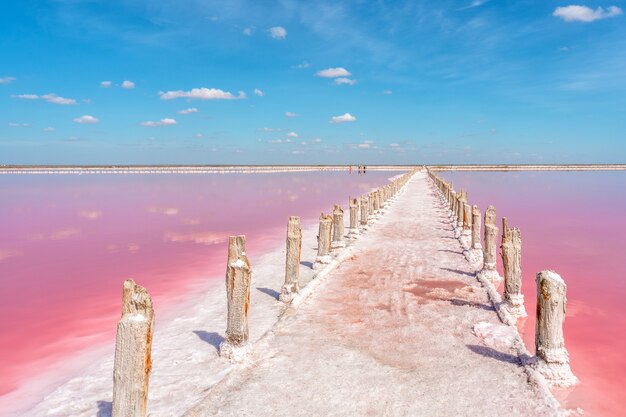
243,27,254,36
287,131,299,138
41,94,77,105
311,137,322,143
383,90,393,95
0,76,15,84
121,80,135,89
254,88,264,96
292,150,305,154
268,139,292,144
330,113,357,123
73,115,99,124
258,127,281,132
357,143,370,149
389,143,400,147
141,118,177,127
44,127,55,132
459,0,489,10
268,26,287,39
293,61,310,69
12,93,76,105
12,94,38,100
8,122,30,127
334,77,357,85
315,67,351,78
285,111,298,118
177,107,198,115
159,88,246,100
100,81,112,88
553,5,622,22
195,133,204,138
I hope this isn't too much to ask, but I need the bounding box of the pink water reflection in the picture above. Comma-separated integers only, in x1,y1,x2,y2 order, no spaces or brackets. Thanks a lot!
441,170,626,417
0,171,397,404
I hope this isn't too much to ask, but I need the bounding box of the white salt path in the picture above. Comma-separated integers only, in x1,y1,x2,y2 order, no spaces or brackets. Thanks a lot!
185,172,562,417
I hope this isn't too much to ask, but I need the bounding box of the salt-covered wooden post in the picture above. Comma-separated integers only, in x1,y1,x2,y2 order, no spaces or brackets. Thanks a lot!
501,226,527,317
535,270,578,387
314,213,333,268
464,205,483,267
347,198,359,239
360,195,368,228
112,279,154,417
367,193,374,218
373,191,380,213
280,216,301,302
456,196,464,227
471,205,481,250
477,205,501,282
219,235,252,358
332,204,346,249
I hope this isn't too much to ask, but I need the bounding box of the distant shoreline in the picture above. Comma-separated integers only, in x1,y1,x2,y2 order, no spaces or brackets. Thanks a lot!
0,164,624,174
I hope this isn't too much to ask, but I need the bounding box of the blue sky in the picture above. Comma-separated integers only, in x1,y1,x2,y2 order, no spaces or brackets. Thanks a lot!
1,0,625,165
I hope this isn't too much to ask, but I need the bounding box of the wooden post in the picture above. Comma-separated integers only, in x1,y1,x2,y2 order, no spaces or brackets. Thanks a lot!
501,226,527,317
314,213,333,268
360,195,368,227
477,205,501,282
471,205,482,250
535,270,578,387
280,217,301,302
373,191,380,213
348,198,359,239
219,235,252,358
332,204,346,248
112,279,154,417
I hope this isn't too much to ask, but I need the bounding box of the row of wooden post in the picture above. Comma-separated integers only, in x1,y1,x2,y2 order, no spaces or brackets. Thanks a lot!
109,170,416,416
426,168,577,388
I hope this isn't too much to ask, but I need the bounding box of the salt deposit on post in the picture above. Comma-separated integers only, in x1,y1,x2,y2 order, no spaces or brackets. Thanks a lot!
347,198,359,239
534,270,578,387
360,195,368,229
460,202,472,248
501,225,527,318
477,206,502,283
331,204,346,249
280,216,301,303
463,205,483,268
112,279,154,417
314,213,333,269
219,235,252,359
471,205,481,250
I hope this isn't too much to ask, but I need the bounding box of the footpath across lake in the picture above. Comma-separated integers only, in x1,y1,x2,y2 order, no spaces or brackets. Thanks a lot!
184,171,563,417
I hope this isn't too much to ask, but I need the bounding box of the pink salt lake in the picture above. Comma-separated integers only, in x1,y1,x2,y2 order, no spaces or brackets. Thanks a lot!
0,171,397,415
442,170,626,417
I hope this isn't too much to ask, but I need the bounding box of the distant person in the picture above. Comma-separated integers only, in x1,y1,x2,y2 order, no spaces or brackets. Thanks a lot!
349,165,352,174
363,165,366,174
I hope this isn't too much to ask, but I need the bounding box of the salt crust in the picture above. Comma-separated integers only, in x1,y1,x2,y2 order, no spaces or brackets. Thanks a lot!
432,179,576,416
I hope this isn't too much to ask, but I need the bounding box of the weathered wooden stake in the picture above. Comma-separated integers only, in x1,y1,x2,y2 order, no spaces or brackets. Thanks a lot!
456,195,464,227
348,198,359,239
501,226,527,317
360,195,368,227
280,216,301,302
471,205,482,250
112,279,154,417
535,270,578,387
332,204,346,249
477,206,501,282
314,213,333,268
219,235,252,358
